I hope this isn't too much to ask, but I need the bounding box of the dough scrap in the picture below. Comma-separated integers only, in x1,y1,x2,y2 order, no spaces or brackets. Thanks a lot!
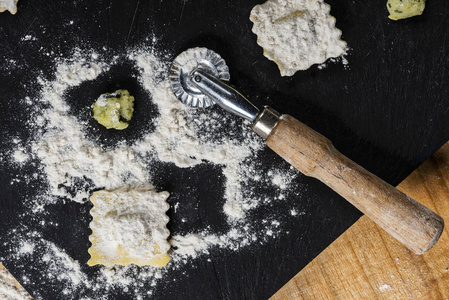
88,189,171,267
387,0,425,20
92,89,134,130
250,0,346,76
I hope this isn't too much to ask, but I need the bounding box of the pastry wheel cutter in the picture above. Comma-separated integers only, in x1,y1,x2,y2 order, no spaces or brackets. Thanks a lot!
169,47,444,255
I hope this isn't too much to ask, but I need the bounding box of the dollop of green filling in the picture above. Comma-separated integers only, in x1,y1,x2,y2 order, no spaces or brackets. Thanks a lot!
387,0,425,20
92,89,134,130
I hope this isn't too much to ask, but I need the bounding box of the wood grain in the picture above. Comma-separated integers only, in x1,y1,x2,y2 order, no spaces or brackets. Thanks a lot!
271,142,449,299
266,115,444,254
0,262,32,299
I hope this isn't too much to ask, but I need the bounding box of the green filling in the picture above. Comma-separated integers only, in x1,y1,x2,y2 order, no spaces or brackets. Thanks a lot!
387,0,425,20
92,89,134,130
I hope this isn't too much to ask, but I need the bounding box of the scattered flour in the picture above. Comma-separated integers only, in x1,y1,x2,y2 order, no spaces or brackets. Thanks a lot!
21,35,36,42
379,283,392,292
3,44,305,298
250,0,347,76
170,234,220,257
17,243,33,255
29,58,146,202
270,170,292,190
12,148,28,164
43,244,87,287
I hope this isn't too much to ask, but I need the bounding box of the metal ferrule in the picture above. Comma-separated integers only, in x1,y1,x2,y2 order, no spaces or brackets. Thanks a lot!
252,106,281,140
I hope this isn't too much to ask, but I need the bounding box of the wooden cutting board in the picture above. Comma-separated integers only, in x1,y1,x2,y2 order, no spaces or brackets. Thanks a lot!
272,142,449,299
3,141,449,299
0,262,31,298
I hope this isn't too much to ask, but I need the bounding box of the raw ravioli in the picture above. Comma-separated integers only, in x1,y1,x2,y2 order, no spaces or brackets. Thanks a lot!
250,0,346,76
88,189,171,267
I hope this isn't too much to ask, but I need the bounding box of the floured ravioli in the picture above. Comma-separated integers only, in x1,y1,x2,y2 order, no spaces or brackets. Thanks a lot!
88,189,171,267
250,0,346,76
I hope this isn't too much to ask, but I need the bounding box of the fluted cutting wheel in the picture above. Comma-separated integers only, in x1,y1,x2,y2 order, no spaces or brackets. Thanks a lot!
169,47,230,108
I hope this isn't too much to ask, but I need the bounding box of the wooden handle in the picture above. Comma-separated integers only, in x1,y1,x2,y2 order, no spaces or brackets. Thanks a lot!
266,115,444,254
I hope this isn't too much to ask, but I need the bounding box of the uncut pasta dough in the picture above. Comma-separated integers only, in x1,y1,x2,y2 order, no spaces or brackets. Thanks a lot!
88,189,171,267
250,0,346,76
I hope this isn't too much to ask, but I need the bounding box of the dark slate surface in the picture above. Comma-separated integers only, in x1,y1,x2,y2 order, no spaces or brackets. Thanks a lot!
1,0,449,299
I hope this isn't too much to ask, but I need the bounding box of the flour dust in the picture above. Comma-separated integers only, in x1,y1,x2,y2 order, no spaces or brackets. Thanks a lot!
2,44,307,299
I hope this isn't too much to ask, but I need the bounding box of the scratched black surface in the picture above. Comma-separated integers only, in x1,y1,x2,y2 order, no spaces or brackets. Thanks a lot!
1,0,449,299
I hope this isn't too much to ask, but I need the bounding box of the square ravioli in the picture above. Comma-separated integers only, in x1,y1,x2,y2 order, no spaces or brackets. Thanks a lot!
250,0,346,76
88,189,171,267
